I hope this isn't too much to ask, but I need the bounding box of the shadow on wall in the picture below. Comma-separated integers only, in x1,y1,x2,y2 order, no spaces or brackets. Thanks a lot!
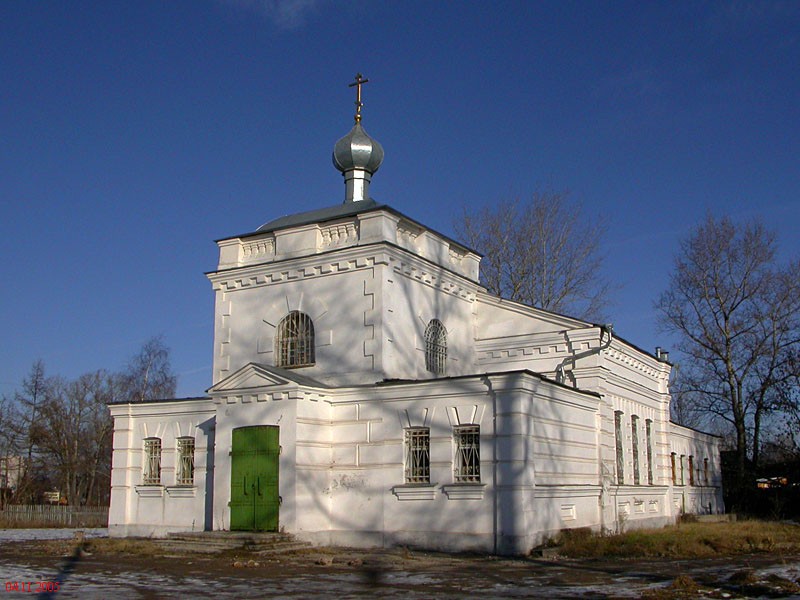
198,416,216,531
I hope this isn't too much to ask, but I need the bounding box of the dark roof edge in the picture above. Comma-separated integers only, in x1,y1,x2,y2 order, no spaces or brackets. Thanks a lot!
376,368,603,399
107,396,212,406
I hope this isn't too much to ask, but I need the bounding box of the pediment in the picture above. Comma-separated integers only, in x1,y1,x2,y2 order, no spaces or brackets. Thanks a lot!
207,363,294,395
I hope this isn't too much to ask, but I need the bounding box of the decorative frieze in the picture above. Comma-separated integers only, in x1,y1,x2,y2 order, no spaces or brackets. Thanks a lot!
448,247,466,266
241,236,275,262
396,220,422,247
604,347,667,380
392,259,477,301
321,221,358,247
212,252,391,291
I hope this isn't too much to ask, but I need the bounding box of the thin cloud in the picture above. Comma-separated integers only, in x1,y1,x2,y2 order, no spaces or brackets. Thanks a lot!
222,0,326,30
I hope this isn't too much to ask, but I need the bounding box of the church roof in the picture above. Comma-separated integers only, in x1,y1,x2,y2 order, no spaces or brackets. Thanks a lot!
222,200,480,258
255,198,385,233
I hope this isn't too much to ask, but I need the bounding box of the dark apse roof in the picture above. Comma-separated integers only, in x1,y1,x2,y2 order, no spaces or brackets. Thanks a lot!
255,199,385,233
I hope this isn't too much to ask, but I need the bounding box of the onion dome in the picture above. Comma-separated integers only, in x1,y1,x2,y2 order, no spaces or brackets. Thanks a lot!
333,73,384,203
332,123,385,176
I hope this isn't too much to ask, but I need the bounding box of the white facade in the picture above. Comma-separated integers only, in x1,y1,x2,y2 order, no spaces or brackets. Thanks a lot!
108,121,724,554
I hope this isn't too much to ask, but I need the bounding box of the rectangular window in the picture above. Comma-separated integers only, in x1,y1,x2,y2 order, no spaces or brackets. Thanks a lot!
631,415,640,485
453,425,480,483
143,438,162,485
670,452,677,485
704,458,709,485
680,454,686,485
688,455,695,486
645,419,654,485
177,437,195,485
404,428,430,484
614,411,624,485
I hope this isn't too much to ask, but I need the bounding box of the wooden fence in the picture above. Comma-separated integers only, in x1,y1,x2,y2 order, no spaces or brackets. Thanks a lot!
0,505,108,527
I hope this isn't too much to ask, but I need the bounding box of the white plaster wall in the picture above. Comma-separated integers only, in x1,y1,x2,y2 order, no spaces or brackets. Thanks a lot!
324,379,496,552
381,252,479,380
210,251,383,387
475,294,585,341
108,399,215,537
211,396,301,533
669,423,725,514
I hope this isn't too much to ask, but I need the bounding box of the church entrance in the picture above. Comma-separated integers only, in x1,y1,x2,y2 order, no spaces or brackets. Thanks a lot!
229,425,280,531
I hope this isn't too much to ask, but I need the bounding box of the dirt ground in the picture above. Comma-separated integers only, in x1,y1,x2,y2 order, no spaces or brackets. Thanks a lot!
0,532,799,598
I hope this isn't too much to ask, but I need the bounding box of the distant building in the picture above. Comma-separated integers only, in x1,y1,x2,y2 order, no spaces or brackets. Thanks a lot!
108,81,723,554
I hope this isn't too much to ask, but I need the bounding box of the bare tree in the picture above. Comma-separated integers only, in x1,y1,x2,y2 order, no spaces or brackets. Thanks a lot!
119,335,177,403
657,216,800,487
32,370,115,505
455,190,609,320
6,360,49,502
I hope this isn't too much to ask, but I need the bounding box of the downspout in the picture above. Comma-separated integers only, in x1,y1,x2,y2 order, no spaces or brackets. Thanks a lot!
555,324,614,386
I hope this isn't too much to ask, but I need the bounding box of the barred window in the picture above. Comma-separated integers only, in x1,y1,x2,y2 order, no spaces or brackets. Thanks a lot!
631,415,640,485
404,428,430,484
454,425,480,483
143,438,161,485
177,437,195,486
614,410,624,485
424,319,447,375
275,311,315,368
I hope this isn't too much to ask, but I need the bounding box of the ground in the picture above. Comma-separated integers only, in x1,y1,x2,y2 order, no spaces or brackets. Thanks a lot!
0,529,798,598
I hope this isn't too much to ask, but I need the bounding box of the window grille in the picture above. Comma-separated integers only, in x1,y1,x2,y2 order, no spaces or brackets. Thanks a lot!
404,428,430,484
143,438,161,485
424,319,447,375
645,419,654,485
275,311,315,368
454,425,480,483
614,410,624,485
177,437,195,485
631,415,640,485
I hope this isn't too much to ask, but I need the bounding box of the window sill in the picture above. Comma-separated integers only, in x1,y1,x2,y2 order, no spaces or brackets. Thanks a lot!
166,486,197,498
135,485,164,498
392,483,437,501
442,483,486,500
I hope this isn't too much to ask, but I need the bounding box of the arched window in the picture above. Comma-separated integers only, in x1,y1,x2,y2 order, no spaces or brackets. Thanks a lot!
424,319,447,375
275,311,315,368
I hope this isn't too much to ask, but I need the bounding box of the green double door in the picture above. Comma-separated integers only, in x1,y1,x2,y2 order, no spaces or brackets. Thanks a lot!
230,426,280,531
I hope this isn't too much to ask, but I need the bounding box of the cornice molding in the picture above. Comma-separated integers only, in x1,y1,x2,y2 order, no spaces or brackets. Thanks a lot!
207,247,392,290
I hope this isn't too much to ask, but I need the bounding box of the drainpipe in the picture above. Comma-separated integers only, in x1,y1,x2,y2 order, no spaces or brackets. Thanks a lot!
555,324,613,386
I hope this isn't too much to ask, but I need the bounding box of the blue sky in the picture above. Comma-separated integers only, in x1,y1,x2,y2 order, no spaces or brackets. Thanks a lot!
2,1,798,398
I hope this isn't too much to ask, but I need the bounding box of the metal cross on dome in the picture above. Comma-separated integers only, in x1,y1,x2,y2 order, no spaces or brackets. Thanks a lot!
349,73,369,124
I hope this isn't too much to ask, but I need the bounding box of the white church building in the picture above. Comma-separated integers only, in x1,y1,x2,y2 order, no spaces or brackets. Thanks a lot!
108,80,723,555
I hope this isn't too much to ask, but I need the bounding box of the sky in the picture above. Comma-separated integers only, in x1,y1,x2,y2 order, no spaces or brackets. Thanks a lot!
1,1,798,399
